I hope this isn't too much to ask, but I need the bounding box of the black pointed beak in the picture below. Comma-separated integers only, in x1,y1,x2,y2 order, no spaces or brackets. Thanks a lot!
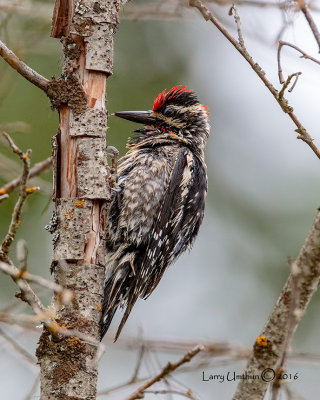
114,110,156,125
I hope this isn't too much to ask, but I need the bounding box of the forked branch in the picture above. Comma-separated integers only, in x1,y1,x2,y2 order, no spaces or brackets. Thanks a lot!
1,132,32,261
126,344,203,400
277,40,320,85
0,156,52,199
189,0,320,159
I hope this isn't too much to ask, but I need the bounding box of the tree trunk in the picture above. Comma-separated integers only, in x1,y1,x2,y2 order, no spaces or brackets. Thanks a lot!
36,1,126,399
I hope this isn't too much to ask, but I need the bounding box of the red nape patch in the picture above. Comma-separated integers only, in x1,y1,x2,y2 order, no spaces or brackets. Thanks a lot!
153,85,192,111
201,104,210,115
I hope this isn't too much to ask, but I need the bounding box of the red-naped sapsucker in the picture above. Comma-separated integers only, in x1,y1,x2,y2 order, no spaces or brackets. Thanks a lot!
101,86,210,340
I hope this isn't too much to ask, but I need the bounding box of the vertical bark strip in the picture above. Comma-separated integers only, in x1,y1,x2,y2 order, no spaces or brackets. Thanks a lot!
36,1,127,399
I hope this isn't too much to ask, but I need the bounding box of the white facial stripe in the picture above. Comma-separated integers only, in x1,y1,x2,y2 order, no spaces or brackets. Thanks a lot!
170,104,204,113
152,112,186,128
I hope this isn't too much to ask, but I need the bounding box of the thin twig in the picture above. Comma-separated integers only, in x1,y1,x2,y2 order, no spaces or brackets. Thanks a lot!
0,261,73,304
0,311,47,326
278,72,302,99
167,376,202,400
98,340,320,398
16,239,28,273
189,0,320,159
0,132,31,261
0,310,99,346
13,277,45,314
126,345,203,400
287,73,301,93
300,1,320,52
24,374,40,400
0,134,47,315
116,335,320,365
0,327,36,364
208,0,318,10
144,389,198,400
48,325,100,346
0,193,9,202
89,342,106,371
230,4,245,48
0,288,45,314
1,0,319,22
117,335,235,355
0,39,49,93
130,344,146,383
121,0,320,20
0,156,52,197
277,40,320,84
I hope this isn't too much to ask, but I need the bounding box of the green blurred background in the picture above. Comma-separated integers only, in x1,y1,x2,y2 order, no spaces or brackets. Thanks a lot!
0,1,320,398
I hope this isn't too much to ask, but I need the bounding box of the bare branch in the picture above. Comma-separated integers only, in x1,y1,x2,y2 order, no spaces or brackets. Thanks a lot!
24,374,40,400
230,4,245,49
117,335,320,365
99,333,320,398
144,389,199,400
117,335,236,355
0,327,36,364
0,156,52,198
1,0,319,23
48,325,100,346
16,239,28,273
0,39,50,93
189,1,320,159
0,134,49,315
209,0,317,10
10,273,45,315
121,0,320,20
0,261,73,304
1,132,32,261
300,1,320,52
0,311,46,326
0,310,99,346
126,345,203,400
233,211,320,399
277,40,320,84
130,344,146,383
278,72,302,99
0,193,9,202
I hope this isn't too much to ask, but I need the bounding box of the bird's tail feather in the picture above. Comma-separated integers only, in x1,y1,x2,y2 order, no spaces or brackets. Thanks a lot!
101,266,127,338
114,291,139,341
101,258,138,341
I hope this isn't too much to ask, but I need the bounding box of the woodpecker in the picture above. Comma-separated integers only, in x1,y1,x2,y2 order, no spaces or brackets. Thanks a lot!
101,85,210,340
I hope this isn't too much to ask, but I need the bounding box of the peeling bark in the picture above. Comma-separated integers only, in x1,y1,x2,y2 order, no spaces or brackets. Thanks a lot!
36,1,127,399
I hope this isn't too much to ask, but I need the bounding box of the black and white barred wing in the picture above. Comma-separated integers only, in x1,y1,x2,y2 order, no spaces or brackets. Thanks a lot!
114,147,207,340
138,147,207,298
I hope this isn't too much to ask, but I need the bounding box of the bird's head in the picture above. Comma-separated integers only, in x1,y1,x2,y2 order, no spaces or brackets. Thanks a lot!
115,86,210,152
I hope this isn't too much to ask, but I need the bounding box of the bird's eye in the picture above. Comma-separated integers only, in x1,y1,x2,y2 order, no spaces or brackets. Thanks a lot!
164,106,174,117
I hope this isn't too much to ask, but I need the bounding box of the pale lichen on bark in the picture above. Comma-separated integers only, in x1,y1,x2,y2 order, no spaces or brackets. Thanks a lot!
53,199,92,261
72,0,120,74
70,108,107,137
77,138,110,199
